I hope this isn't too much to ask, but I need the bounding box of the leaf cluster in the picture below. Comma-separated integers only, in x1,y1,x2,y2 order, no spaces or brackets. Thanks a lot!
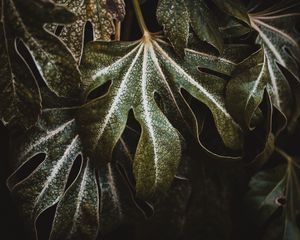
1,0,300,239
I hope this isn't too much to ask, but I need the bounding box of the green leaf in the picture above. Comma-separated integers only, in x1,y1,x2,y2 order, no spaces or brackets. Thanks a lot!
185,0,223,52
246,92,275,170
7,108,144,240
1,0,81,98
218,15,251,38
77,34,243,197
246,164,286,224
226,48,268,129
156,0,251,53
246,151,300,239
156,0,189,54
212,0,250,25
97,162,144,234
7,108,84,237
49,0,125,61
0,1,41,128
249,1,300,117
50,160,99,240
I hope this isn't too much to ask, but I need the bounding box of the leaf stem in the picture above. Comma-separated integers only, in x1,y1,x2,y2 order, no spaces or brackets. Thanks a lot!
132,0,149,34
115,20,121,41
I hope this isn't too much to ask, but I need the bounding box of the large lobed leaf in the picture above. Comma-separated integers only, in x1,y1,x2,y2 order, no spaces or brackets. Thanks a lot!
0,0,82,127
49,0,125,61
248,1,300,118
1,0,81,97
7,108,143,240
77,33,246,199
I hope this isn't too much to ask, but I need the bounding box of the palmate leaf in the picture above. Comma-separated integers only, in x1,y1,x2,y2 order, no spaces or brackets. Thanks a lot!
156,0,249,54
0,0,81,127
246,151,300,239
0,0,81,99
249,1,300,118
7,108,143,240
49,0,125,61
77,33,244,198
0,3,41,128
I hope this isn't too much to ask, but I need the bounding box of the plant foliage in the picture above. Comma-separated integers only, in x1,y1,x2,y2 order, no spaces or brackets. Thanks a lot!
1,0,300,239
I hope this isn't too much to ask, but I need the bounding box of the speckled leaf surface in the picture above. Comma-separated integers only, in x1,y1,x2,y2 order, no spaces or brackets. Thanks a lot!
246,154,300,240
156,0,249,54
156,0,189,54
0,1,41,128
50,0,125,61
1,0,81,98
77,34,243,197
249,1,300,118
7,108,144,240
50,159,99,240
7,108,82,238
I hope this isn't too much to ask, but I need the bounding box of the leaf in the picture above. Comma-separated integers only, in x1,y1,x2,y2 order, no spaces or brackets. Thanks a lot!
249,1,300,117
156,0,189,54
249,93,275,170
97,162,144,234
246,151,300,239
226,48,268,129
7,108,143,240
50,159,99,240
246,164,286,224
77,33,244,197
156,0,250,54
185,0,223,52
217,15,251,38
0,2,41,128
50,0,125,61
1,0,81,98
211,0,250,25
